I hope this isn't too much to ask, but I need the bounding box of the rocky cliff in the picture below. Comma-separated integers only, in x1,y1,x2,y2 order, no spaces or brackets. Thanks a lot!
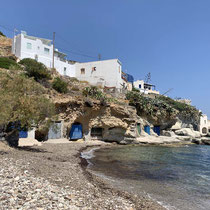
0,35,201,145
0,36,12,57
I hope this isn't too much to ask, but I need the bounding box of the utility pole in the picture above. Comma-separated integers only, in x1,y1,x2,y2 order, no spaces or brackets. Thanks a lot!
98,53,101,61
52,32,55,69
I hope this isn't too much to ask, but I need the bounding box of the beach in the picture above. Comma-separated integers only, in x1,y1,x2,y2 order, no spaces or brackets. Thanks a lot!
0,141,164,210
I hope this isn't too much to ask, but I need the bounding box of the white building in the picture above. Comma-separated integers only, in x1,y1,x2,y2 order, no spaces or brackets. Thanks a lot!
133,80,159,95
12,31,75,77
199,114,210,134
75,59,126,91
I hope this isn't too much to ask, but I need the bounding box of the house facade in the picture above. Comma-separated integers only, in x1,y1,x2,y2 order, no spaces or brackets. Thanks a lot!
12,31,134,92
75,59,126,91
12,31,75,77
133,80,159,95
199,114,210,134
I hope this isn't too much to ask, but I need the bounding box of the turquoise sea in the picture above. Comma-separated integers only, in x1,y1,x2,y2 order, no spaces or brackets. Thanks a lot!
87,145,210,210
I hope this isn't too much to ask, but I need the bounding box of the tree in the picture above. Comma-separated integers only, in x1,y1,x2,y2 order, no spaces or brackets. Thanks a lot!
0,71,55,130
19,58,51,81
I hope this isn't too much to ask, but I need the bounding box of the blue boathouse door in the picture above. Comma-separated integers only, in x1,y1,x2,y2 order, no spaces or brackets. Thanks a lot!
144,125,150,135
153,126,160,136
70,123,83,140
19,130,28,138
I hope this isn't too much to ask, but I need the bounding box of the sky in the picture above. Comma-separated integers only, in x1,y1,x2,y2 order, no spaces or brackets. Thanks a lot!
1,0,210,116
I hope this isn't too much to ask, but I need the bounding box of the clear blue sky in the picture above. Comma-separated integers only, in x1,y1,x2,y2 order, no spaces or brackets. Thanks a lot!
1,0,210,116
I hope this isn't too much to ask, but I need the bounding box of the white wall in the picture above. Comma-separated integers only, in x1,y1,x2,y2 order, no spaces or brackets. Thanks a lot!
133,80,159,95
13,32,75,77
199,114,208,133
75,59,123,89
54,58,76,77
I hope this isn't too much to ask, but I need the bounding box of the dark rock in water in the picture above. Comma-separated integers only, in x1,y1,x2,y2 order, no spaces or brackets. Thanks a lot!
192,138,201,145
192,138,210,145
201,138,210,145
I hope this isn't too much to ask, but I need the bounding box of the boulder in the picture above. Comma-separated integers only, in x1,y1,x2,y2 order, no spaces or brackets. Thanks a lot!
176,136,192,141
201,137,210,145
162,130,176,137
171,120,182,130
175,128,201,138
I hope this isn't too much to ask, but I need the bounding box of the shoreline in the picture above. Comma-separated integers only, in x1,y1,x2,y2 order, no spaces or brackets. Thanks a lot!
78,143,166,210
0,141,165,209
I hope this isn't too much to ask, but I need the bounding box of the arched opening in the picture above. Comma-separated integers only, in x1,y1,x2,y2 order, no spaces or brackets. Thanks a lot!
137,123,141,135
69,122,83,140
144,125,150,135
202,127,207,134
153,125,160,136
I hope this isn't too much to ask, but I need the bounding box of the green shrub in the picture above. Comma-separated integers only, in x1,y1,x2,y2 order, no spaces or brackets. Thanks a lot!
52,77,68,93
126,91,176,117
83,86,105,100
0,57,22,70
132,87,140,92
19,58,51,81
0,31,5,37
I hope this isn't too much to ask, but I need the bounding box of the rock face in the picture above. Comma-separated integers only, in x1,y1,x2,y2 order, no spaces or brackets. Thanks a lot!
54,97,148,144
175,128,201,138
0,36,12,57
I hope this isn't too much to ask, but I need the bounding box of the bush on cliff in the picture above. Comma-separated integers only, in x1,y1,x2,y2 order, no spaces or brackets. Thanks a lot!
126,91,176,117
157,95,200,120
126,91,200,124
0,57,22,70
19,58,51,81
0,31,5,37
83,86,105,100
52,77,68,93
0,71,55,130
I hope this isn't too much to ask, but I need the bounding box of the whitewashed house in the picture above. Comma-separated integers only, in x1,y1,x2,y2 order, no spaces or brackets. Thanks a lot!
199,114,210,134
75,59,127,91
133,80,159,95
12,31,75,77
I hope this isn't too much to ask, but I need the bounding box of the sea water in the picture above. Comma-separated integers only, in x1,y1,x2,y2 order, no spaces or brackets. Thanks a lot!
88,145,210,210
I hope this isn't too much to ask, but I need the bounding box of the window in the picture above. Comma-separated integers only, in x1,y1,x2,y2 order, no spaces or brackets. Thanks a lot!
26,42,32,49
92,67,96,71
44,47,50,54
81,68,85,74
139,84,141,88
64,67,67,76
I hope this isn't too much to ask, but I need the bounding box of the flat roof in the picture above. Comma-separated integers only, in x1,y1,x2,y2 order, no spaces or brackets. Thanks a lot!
21,31,52,46
76,58,121,65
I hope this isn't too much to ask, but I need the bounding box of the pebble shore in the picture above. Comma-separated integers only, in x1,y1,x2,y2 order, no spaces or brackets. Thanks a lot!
0,141,164,209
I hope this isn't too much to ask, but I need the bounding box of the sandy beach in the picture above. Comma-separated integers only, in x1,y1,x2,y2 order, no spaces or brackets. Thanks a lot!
0,140,164,209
